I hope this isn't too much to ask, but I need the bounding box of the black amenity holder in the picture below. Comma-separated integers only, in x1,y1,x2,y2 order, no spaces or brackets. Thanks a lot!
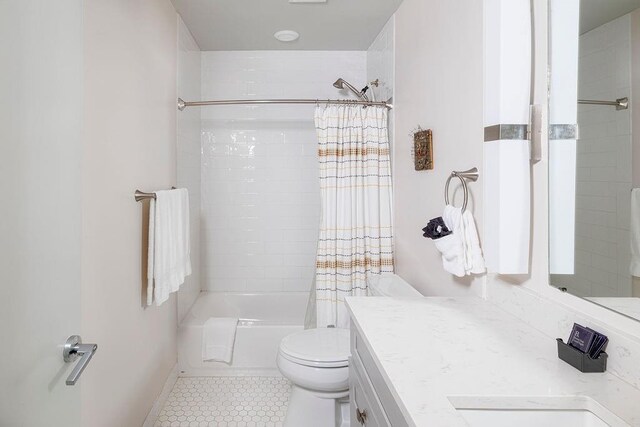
556,339,608,373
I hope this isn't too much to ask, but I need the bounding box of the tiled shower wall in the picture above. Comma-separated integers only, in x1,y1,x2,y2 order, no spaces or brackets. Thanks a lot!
177,17,202,320
367,16,395,168
555,14,632,297
200,51,366,292
367,16,394,104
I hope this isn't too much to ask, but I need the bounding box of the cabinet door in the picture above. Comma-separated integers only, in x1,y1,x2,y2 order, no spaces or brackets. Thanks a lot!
351,330,408,426
350,358,390,427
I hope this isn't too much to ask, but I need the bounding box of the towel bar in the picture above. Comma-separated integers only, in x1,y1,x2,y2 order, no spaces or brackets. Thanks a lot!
134,187,177,202
444,168,479,213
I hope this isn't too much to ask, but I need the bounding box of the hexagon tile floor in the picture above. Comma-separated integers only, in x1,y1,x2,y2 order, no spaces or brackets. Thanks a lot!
154,376,291,427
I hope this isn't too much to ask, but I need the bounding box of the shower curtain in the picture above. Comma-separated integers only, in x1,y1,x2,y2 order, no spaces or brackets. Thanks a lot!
314,104,394,328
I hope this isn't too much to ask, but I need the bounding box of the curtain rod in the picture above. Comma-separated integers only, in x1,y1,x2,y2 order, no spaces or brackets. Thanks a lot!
578,97,628,110
177,97,393,111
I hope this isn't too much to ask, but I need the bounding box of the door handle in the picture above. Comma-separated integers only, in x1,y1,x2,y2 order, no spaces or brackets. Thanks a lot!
63,335,97,386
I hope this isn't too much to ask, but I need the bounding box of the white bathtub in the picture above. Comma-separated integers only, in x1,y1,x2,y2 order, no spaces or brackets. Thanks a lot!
178,275,420,377
178,292,308,376
367,274,424,297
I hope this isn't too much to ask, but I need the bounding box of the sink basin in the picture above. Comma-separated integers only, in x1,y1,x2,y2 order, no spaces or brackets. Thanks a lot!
457,409,608,427
448,396,627,427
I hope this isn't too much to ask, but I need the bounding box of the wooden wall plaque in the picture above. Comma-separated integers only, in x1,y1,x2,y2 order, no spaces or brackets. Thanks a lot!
413,129,433,170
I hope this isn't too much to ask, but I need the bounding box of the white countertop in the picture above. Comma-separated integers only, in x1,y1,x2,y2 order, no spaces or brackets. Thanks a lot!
346,297,640,426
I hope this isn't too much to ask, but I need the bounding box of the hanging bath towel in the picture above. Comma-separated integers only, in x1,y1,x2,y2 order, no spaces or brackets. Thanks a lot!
147,188,192,306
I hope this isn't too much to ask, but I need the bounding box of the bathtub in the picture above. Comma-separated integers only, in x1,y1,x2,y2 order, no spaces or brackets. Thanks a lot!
367,274,424,297
178,292,309,376
178,275,420,377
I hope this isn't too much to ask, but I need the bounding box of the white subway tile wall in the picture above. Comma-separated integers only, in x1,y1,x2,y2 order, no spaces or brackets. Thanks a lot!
177,16,202,321
367,16,395,168
200,51,367,292
367,16,394,103
554,14,632,297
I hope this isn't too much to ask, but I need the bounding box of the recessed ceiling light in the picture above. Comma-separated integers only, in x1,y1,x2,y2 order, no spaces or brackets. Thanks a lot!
274,30,299,42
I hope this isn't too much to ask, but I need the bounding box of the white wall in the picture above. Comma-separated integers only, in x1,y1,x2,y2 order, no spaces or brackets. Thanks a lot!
392,0,485,296
177,16,202,321
200,51,366,293
81,1,179,426
553,14,633,298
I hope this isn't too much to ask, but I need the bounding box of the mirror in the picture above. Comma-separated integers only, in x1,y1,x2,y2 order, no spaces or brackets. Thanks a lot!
549,0,640,321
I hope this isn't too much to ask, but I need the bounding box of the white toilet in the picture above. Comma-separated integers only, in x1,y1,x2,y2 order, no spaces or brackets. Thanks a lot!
277,275,420,426
277,327,351,427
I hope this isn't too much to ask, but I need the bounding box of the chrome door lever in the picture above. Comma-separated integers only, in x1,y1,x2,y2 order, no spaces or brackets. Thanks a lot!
63,335,97,386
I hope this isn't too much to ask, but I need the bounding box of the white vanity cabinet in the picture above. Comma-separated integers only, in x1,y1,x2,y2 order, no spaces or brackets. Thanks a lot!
350,328,410,427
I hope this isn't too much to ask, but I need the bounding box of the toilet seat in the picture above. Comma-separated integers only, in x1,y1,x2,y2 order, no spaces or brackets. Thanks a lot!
279,328,350,368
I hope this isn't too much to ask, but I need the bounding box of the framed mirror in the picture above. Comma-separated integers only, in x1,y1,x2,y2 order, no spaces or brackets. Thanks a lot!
548,0,640,321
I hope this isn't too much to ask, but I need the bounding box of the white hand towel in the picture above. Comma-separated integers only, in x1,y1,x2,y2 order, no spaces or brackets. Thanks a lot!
433,205,466,277
630,189,640,277
147,188,192,306
433,205,485,277
202,317,239,363
462,210,486,275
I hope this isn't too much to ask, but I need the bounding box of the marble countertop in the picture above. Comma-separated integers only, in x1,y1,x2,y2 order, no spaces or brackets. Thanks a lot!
346,297,640,426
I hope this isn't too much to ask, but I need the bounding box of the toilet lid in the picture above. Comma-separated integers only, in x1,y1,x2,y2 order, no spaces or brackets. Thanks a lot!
279,328,350,368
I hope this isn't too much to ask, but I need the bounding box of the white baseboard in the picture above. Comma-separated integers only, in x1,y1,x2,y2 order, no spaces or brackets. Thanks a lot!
142,363,178,427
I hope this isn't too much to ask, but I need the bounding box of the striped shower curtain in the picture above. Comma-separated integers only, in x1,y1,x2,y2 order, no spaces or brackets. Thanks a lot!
314,104,394,328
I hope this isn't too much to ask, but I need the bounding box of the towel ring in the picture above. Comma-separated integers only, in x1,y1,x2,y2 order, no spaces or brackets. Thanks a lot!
444,167,479,213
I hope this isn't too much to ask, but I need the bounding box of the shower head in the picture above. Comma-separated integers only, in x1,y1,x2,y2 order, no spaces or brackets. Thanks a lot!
332,78,369,101
333,78,346,89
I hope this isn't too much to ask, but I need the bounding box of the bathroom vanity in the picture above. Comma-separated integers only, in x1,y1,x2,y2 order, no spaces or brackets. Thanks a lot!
346,297,640,426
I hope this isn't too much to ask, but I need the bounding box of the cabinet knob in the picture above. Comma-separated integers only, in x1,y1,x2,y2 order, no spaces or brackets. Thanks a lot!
356,408,368,425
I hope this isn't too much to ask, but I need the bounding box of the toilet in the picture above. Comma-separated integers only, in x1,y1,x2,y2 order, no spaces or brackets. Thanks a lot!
277,327,351,427
277,275,419,426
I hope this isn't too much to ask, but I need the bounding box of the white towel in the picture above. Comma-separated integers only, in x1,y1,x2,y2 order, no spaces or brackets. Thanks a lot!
434,205,485,277
202,317,239,363
434,205,466,277
147,198,156,305
462,210,486,275
147,188,192,306
630,189,640,277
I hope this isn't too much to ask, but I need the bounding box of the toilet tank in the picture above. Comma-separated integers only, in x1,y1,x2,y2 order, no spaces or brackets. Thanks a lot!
366,274,423,297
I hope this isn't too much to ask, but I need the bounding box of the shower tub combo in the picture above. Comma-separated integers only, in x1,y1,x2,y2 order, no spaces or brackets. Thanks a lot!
178,292,308,376
177,275,421,377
